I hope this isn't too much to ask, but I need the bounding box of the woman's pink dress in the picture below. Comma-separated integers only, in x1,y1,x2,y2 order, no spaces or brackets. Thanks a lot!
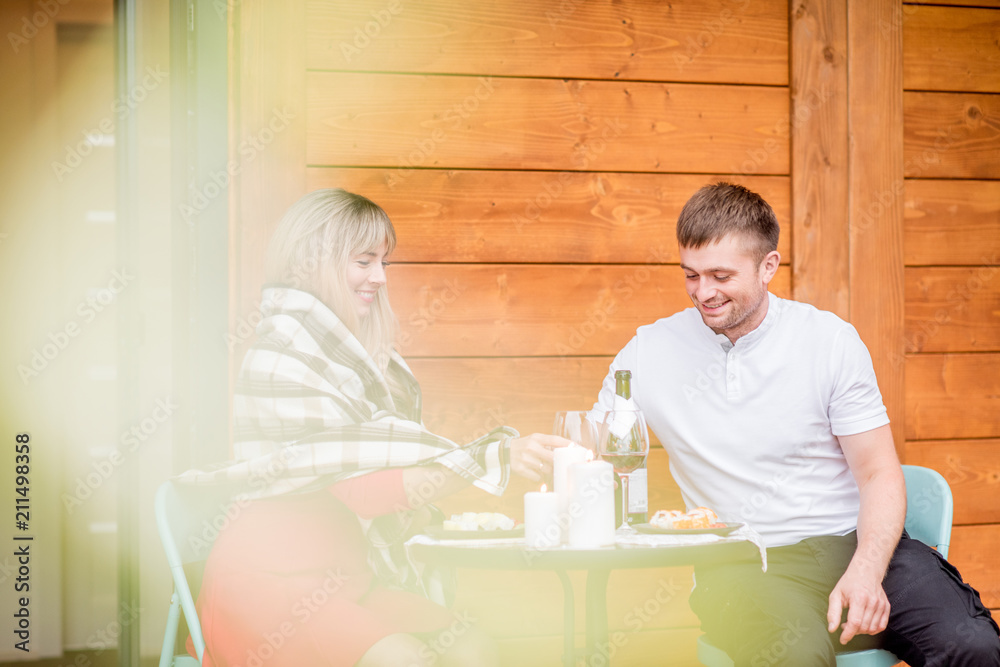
192,468,453,666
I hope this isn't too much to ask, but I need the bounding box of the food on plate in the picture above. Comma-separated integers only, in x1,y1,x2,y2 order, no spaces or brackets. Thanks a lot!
649,506,722,530
442,512,517,531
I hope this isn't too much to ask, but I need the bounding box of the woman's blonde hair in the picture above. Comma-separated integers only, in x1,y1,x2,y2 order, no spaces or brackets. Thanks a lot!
264,188,398,371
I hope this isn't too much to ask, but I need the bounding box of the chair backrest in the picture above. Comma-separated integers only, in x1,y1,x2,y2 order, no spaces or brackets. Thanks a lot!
155,479,248,663
901,465,953,559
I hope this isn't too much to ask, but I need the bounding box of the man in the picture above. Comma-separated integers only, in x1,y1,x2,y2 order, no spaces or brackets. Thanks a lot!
593,183,999,666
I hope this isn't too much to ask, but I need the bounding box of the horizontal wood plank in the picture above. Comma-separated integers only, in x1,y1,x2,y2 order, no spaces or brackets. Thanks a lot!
905,353,1000,440
905,267,1000,352
409,356,612,445
903,91,1000,179
390,264,791,357
950,524,1000,608
904,180,1000,266
307,72,790,174
307,169,791,263
904,439,1000,525
306,0,788,86
903,5,1000,93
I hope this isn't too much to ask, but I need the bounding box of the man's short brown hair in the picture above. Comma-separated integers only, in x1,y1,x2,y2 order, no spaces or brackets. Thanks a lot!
676,182,780,264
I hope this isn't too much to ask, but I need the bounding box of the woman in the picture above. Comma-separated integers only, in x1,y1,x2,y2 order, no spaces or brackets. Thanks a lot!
186,189,568,666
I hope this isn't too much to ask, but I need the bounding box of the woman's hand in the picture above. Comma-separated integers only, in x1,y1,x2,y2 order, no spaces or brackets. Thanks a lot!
510,434,573,482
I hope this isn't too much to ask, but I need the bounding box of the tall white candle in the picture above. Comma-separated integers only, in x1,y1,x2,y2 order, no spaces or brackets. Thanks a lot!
524,485,562,549
566,460,615,548
554,443,590,516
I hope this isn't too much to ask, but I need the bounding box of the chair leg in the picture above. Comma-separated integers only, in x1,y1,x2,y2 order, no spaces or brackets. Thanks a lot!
160,591,182,667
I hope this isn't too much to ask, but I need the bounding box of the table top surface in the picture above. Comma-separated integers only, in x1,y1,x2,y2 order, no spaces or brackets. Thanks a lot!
408,537,760,571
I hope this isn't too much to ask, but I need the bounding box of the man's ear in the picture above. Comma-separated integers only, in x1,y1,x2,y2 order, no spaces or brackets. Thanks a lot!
760,250,781,283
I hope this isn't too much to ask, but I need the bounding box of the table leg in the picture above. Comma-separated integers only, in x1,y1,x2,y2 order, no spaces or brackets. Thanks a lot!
555,570,575,667
585,569,611,660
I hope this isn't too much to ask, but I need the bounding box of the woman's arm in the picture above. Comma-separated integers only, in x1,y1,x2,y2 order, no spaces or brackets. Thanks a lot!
400,432,571,507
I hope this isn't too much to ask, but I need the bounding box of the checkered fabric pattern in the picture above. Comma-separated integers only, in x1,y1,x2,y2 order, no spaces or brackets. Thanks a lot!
178,287,516,589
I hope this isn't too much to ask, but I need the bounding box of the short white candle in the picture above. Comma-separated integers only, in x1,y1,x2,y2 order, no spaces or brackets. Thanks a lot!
566,460,615,548
524,484,562,549
554,443,591,516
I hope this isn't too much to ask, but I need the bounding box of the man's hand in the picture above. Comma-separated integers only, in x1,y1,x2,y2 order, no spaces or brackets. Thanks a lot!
827,565,891,644
510,434,572,482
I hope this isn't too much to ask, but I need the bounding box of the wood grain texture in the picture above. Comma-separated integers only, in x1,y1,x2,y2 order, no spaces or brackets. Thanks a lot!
306,0,788,86
905,267,1000,352
306,71,790,174
950,524,1000,608
904,91,1000,179
791,0,850,318
390,264,792,357
307,168,790,263
905,439,1000,525
55,0,113,24
409,356,610,443
905,353,1000,440
903,5,1000,93
904,180,1000,266
848,0,906,452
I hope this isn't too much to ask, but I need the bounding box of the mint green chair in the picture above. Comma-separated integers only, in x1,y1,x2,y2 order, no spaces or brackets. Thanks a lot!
697,465,953,667
156,480,244,667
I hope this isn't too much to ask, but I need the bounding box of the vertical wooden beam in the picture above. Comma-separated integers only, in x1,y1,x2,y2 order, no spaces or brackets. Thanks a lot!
791,0,850,320
847,0,906,453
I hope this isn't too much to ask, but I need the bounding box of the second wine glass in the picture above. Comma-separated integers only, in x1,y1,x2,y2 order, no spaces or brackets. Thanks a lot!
597,409,649,534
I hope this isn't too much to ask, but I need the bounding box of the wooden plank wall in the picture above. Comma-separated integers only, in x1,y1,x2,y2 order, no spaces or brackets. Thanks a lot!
230,0,999,664
305,3,789,664
900,1,1000,616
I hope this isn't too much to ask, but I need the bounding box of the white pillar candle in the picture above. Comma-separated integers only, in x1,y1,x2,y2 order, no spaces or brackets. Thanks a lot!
524,485,562,549
566,460,616,548
554,443,591,516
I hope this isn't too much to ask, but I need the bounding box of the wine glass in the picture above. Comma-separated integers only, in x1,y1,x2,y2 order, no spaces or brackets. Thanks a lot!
597,409,649,534
552,410,600,454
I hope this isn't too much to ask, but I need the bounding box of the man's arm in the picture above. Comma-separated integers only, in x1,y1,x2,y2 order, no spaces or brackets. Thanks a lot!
828,423,906,644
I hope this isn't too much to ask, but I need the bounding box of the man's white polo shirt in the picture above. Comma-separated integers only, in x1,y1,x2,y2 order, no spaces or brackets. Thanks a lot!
595,292,889,548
